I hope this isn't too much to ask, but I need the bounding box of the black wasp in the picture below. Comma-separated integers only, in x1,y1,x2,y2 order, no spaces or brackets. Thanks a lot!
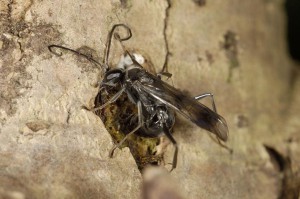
49,24,229,171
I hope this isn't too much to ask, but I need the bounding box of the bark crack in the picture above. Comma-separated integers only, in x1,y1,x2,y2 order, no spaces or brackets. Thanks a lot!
264,145,300,199
162,0,171,73
66,108,71,124
7,0,14,34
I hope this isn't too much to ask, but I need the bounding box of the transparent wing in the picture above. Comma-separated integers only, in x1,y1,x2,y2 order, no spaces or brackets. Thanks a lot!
136,73,229,141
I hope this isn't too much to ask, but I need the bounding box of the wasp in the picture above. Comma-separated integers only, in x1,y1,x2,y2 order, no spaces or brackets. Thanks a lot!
49,24,229,171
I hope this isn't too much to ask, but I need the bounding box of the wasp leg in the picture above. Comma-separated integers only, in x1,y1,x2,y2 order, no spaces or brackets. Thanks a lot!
109,101,143,158
157,72,172,79
194,93,217,113
87,87,125,112
207,133,233,153
195,93,233,153
157,72,174,86
104,24,132,69
162,124,178,172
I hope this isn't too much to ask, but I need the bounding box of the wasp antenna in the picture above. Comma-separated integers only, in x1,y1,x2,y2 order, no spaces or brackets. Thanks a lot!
48,44,103,68
113,24,132,42
104,24,132,67
48,45,63,56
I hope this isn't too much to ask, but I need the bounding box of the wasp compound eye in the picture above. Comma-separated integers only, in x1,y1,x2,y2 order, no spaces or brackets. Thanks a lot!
102,69,124,87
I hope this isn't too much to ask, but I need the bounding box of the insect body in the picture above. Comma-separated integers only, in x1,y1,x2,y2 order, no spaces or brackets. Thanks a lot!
95,55,168,170
97,54,178,169
98,52,228,170
49,24,229,171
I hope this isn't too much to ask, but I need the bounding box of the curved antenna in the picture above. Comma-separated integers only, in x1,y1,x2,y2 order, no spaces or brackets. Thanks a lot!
48,45,103,67
103,24,132,69
48,24,132,72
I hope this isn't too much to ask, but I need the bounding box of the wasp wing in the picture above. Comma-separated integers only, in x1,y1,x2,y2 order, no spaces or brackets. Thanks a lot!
136,73,228,141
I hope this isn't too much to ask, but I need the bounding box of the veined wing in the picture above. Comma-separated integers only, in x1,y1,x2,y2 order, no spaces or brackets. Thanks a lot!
136,72,228,141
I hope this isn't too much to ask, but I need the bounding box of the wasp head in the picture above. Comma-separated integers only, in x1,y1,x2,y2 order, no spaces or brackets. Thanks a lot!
101,69,125,87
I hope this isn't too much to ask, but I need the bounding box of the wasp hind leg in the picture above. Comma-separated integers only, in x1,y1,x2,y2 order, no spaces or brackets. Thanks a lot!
194,93,217,112
109,101,143,158
207,133,233,154
194,93,233,153
162,124,178,172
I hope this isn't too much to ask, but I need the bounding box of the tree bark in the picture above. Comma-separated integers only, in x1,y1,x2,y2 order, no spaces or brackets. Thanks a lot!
1,0,299,198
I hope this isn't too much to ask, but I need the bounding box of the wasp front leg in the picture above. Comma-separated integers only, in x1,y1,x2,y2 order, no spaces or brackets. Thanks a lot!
162,124,178,172
85,87,126,113
109,100,144,158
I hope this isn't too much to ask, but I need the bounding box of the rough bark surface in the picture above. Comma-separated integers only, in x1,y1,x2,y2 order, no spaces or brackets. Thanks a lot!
1,0,299,198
